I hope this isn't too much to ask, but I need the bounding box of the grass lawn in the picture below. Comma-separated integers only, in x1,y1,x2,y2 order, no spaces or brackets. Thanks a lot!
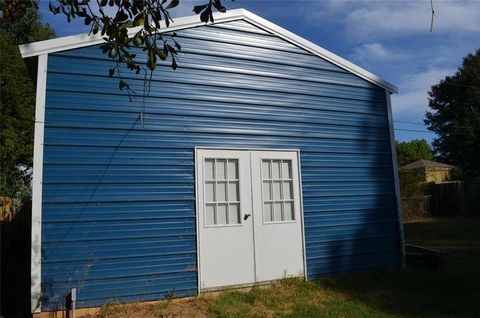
89,217,480,318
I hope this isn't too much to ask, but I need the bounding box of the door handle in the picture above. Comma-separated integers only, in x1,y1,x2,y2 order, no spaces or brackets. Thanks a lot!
244,213,251,221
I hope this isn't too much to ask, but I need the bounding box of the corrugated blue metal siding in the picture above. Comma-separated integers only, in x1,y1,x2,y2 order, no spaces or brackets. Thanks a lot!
41,19,400,310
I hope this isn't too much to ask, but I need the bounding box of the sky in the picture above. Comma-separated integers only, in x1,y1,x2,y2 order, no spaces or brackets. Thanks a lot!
38,0,480,143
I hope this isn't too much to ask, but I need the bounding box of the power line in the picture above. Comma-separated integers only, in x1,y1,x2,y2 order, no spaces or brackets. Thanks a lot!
394,128,473,136
443,80,480,89
394,120,427,126
394,120,474,131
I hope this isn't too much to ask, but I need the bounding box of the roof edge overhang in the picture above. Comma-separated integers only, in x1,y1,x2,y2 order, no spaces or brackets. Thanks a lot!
19,8,398,93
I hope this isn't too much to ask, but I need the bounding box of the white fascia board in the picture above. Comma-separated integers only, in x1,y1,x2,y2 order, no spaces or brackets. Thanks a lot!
241,10,398,93
31,54,48,313
19,9,247,58
19,8,397,93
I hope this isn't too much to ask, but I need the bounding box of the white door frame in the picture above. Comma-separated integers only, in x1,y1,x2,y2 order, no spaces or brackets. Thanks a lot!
194,147,307,293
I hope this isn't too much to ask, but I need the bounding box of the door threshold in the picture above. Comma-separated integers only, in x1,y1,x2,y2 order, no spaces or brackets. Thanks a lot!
200,276,305,293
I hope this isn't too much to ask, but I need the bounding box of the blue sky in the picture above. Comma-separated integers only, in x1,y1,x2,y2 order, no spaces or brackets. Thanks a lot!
38,0,480,143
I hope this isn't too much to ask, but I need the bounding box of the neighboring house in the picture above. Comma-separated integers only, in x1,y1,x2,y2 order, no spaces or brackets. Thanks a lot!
401,159,457,183
20,9,404,314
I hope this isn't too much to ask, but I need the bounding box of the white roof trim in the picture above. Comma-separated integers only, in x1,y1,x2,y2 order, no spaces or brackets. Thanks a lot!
19,8,398,93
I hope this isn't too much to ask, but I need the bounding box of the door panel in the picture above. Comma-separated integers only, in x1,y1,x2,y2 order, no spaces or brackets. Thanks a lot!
251,151,305,281
196,149,304,291
196,150,255,290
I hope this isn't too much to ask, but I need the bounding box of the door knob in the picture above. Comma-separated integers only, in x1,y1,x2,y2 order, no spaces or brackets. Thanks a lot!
244,213,251,220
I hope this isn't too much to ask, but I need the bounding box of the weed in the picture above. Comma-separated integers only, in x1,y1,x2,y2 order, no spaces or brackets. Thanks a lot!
95,300,123,318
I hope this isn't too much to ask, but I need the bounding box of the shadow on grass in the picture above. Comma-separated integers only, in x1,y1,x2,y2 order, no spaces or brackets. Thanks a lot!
311,217,480,318
205,218,480,318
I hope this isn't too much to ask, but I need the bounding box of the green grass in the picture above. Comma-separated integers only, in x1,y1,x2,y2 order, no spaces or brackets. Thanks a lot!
90,217,480,318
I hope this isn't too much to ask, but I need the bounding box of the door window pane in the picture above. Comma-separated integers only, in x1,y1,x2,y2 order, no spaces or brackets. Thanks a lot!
262,160,270,179
262,159,295,223
283,181,292,200
284,202,294,221
217,182,227,202
274,202,283,221
206,204,215,226
205,182,215,202
227,160,238,179
273,181,282,200
272,160,281,179
264,203,273,222
216,159,226,180
205,159,215,180
228,182,239,201
229,203,240,224
217,204,227,225
263,181,272,200
282,161,292,179
204,158,240,226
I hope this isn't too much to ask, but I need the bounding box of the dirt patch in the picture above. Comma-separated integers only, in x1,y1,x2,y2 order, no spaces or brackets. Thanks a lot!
83,294,214,318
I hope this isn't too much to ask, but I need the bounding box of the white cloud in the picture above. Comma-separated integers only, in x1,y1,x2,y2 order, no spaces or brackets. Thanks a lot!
298,0,480,38
352,42,400,61
391,67,455,118
346,0,480,37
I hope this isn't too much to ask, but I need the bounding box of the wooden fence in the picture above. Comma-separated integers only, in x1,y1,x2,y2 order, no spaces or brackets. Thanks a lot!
402,181,480,220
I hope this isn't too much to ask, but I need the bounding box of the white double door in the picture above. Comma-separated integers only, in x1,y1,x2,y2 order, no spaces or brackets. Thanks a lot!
196,149,305,291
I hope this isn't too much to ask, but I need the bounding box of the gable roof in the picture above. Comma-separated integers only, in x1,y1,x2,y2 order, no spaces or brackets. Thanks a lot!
401,159,456,170
19,8,397,93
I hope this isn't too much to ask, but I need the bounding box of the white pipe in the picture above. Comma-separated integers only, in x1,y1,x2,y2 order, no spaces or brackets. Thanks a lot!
71,288,77,318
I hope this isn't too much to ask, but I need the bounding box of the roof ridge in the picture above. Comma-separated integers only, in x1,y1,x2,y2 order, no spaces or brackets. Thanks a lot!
401,159,456,169
19,8,397,93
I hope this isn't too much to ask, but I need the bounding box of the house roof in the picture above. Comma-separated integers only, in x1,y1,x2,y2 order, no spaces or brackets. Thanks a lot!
401,159,456,170
18,8,398,93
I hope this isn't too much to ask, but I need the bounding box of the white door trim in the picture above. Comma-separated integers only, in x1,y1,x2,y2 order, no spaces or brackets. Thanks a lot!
194,147,307,293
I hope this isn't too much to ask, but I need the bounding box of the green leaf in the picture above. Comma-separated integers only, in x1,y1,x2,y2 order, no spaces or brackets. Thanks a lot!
158,49,167,60
109,68,115,77
174,41,181,50
213,0,227,13
109,46,118,58
200,7,211,23
93,22,99,34
116,11,128,22
147,50,157,70
166,0,179,10
193,4,208,14
133,34,143,47
133,15,145,27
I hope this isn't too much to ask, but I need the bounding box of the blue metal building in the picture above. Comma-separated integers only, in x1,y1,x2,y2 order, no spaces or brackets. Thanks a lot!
20,9,404,314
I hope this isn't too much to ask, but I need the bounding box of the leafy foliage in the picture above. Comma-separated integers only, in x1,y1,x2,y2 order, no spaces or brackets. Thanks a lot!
425,49,480,175
399,168,430,221
396,139,433,220
396,139,434,167
48,0,232,95
0,6,54,199
0,0,38,23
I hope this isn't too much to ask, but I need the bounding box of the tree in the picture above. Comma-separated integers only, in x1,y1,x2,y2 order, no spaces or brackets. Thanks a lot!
396,139,434,167
0,5,54,199
47,0,233,94
2,1,233,91
425,49,480,175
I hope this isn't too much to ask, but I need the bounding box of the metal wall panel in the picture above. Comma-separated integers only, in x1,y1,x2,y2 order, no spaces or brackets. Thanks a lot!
40,19,400,310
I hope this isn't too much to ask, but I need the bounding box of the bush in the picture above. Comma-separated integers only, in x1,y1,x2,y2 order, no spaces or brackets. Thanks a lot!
399,169,430,221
